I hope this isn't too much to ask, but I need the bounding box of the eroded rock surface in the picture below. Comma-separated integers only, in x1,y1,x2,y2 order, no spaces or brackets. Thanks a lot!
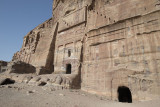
0,60,8,73
2,0,160,102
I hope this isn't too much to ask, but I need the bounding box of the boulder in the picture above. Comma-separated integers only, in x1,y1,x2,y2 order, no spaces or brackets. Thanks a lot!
55,76,62,85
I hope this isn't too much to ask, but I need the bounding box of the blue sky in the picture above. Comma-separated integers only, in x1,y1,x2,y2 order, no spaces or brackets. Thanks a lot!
0,0,53,61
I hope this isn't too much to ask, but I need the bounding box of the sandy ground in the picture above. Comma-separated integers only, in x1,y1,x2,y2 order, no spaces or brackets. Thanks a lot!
0,83,160,107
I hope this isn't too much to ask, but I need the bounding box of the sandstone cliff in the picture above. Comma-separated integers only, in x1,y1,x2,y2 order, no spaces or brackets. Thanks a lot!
11,0,160,102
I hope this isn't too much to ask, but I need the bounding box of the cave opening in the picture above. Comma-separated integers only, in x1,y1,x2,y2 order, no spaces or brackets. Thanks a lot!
118,86,132,103
1,78,15,85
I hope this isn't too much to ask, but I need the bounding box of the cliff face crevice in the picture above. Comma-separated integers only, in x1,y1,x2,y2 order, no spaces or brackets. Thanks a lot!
12,0,160,101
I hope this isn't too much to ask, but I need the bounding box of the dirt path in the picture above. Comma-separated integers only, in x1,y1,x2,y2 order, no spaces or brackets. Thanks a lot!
0,84,160,107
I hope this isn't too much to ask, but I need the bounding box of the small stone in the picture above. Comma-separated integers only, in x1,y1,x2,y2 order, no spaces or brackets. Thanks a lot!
37,81,47,86
27,91,34,94
59,93,65,96
50,88,56,91
81,94,86,96
0,86,4,88
32,90,36,93
7,86,12,88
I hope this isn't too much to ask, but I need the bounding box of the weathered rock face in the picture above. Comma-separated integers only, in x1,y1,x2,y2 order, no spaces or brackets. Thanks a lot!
6,61,36,74
13,18,54,74
0,61,8,73
12,0,160,102
81,0,160,101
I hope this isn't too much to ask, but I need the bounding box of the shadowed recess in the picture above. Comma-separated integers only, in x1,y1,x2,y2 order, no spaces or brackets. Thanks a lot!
66,64,72,74
1,78,15,85
118,86,132,103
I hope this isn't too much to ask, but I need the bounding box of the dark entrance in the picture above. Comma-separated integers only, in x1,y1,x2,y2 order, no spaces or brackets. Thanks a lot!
1,78,15,85
66,64,71,74
68,50,71,57
118,86,132,103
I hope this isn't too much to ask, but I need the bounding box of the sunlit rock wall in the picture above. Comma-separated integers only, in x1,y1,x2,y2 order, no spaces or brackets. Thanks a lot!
81,0,160,101
12,18,56,74
12,0,160,101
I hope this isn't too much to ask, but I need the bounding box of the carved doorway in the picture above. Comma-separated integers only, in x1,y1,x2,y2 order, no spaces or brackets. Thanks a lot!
66,64,71,74
118,86,132,103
